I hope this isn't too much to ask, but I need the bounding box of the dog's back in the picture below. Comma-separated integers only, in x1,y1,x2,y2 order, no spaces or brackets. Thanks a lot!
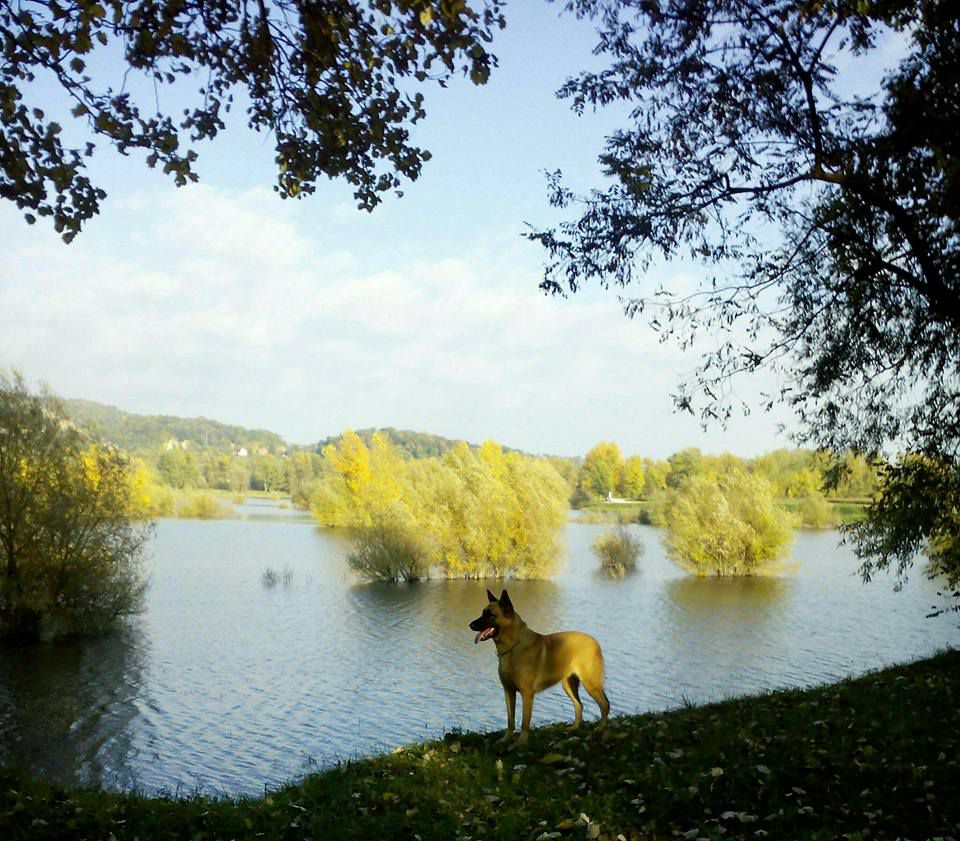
532,630,605,694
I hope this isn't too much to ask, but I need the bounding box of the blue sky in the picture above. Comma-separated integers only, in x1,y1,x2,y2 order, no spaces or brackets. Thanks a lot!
0,2,804,458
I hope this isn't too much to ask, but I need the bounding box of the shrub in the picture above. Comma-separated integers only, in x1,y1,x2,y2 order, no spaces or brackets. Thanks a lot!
314,434,569,580
175,490,228,519
592,526,643,577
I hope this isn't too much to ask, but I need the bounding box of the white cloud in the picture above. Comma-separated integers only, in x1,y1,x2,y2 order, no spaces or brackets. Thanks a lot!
0,185,791,457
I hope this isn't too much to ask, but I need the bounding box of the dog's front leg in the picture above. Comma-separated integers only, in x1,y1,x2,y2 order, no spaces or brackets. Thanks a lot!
517,691,534,745
500,686,516,742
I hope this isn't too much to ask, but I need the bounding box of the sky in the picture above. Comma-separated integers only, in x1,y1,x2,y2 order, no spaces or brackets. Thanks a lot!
0,2,804,459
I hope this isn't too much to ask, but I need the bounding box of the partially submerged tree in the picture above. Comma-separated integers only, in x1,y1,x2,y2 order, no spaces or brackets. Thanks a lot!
657,469,795,577
312,432,569,580
1,0,505,240
532,0,959,588
0,372,150,639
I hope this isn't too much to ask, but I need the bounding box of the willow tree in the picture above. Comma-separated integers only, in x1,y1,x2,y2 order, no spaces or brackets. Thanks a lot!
312,432,569,580
1,0,505,240
533,0,959,590
658,470,795,577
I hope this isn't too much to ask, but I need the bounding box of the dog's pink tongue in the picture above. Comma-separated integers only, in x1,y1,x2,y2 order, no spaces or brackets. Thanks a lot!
474,627,495,644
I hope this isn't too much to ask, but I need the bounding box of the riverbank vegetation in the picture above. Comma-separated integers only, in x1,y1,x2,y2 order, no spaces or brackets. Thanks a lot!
0,374,149,640
1,649,956,840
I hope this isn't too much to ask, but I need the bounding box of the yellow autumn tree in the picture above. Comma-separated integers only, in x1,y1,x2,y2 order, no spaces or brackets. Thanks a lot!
643,458,672,495
658,469,796,576
500,450,569,578
619,455,646,498
317,431,569,580
311,430,404,527
578,441,624,500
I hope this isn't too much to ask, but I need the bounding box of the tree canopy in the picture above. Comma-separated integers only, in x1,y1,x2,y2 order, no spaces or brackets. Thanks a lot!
532,0,959,589
1,0,505,241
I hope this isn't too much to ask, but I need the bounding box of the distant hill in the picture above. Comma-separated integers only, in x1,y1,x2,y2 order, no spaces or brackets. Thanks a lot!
62,400,576,467
64,399,287,454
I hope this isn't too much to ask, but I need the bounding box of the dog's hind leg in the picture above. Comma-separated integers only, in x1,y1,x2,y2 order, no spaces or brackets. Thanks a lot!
581,676,610,727
562,675,583,728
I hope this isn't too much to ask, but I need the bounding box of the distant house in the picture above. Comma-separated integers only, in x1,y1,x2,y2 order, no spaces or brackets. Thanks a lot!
236,447,249,458
256,446,269,456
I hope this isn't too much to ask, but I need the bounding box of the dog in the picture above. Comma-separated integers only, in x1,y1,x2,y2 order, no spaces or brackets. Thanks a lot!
469,589,609,744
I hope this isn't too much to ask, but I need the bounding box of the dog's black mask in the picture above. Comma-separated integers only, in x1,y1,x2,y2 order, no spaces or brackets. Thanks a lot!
469,589,513,643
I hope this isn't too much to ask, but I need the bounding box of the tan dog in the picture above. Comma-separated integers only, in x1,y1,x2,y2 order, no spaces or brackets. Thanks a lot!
469,589,609,744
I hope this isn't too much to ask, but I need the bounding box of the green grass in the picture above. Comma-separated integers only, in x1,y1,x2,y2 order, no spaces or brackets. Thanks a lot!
573,501,652,524
777,497,869,526
2,649,958,840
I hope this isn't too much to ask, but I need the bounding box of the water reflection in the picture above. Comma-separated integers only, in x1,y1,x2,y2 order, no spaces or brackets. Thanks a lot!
0,625,146,788
655,576,795,705
666,575,791,622
345,578,564,638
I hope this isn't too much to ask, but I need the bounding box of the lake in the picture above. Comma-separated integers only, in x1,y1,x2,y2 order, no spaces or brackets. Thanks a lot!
1,499,957,796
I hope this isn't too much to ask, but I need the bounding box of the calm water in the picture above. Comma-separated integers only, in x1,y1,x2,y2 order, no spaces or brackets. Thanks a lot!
1,500,957,795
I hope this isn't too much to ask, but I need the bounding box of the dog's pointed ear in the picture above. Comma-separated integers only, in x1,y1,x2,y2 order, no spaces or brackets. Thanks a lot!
499,589,514,614
486,589,498,604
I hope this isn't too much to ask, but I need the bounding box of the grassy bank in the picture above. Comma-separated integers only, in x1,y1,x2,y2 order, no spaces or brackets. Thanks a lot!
2,649,958,840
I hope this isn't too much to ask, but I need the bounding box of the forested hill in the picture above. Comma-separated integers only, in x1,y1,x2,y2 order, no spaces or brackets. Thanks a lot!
62,400,529,462
64,399,287,454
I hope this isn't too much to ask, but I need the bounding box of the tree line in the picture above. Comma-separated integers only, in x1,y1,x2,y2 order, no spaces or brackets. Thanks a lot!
575,442,879,507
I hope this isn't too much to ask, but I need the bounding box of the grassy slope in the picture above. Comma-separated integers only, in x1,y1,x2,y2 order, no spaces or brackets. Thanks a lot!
2,649,958,840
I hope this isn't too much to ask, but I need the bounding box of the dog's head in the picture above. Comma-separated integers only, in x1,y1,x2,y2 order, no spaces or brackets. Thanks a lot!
469,589,515,644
